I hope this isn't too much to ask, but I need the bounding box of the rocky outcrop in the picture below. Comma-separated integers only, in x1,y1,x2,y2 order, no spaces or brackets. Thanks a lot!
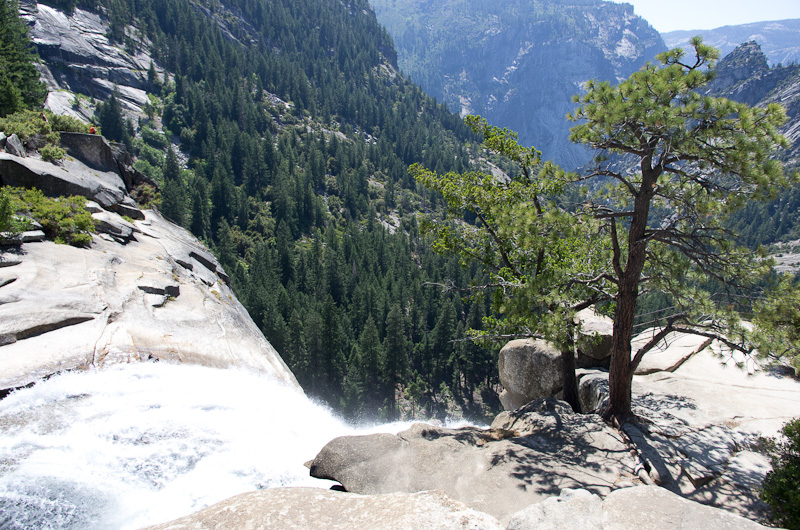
498,339,563,410
576,307,614,367
0,132,298,393
4,134,26,158
0,152,126,208
142,488,504,530
498,309,613,410
700,41,800,162
663,18,800,67
59,131,119,173
91,209,138,243
0,207,299,392
144,484,775,530
0,129,151,220
308,398,635,522
302,328,798,527
506,485,771,530
705,41,772,105
576,330,800,521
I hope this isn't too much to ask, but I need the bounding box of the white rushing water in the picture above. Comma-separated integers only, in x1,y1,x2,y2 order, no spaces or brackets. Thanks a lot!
0,362,413,530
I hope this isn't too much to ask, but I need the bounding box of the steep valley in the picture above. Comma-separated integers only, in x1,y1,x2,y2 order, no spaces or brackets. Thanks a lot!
2,0,800,528
12,0,503,422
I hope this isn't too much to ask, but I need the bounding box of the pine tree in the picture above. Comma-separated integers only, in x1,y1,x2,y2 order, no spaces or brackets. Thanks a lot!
383,304,409,418
159,146,186,226
569,38,795,418
95,90,131,146
0,0,47,116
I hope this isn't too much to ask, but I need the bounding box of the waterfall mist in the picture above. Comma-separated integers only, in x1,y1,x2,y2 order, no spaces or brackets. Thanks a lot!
0,362,393,529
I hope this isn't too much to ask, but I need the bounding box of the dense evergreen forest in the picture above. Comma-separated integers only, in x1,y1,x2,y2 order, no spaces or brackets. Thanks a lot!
0,0,47,115
29,0,503,420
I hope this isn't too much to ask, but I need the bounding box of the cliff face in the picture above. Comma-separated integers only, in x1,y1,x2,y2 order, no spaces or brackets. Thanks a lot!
705,41,772,106
370,0,666,168
19,0,159,121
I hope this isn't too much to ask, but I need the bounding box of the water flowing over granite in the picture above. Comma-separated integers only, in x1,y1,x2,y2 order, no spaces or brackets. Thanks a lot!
0,363,350,529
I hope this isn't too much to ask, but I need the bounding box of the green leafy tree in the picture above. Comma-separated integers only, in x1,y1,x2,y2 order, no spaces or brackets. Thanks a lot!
352,316,386,415
753,278,800,376
106,0,129,43
761,418,800,529
94,89,132,147
159,145,186,226
0,0,47,116
416,39,797,420
383,304,409,418
413,116,606,411
568,37,796,419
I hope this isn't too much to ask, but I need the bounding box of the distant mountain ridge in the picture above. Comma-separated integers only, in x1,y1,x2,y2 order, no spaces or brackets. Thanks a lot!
705,41,800,163
663,19,800,66
369,0,666,169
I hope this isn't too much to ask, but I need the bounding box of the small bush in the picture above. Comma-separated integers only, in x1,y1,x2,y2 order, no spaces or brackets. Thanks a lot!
0,187,19,235
40,143,66,162
761,417,800,529
6,187,95,247
0,109,47,141
0,110,89,162
136,141,165,167
130,182,160,209
141,125,168,149
49,112,90,134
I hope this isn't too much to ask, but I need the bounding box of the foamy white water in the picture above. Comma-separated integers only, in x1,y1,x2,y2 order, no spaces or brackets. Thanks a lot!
0,362,407,529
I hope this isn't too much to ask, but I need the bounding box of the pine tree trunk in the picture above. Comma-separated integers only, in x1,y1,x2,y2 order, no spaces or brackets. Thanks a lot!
561,347,581,413
604,165,658,420
561,328,581,412
606,287,636,418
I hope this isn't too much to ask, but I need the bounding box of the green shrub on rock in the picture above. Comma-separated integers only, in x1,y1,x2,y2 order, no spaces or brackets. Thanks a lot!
5,187,95,247
0,109,89,161
0,187,19,235
39,143,66,162
761,418,800,529
48,112,90,134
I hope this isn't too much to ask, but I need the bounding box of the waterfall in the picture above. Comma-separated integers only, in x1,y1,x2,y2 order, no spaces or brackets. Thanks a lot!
0,362,406,529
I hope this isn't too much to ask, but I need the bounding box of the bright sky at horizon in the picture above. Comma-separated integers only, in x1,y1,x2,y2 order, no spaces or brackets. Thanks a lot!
609,0,800,33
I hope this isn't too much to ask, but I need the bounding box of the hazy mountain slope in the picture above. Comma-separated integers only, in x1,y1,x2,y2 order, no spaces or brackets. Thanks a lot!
706,41,800,163
369,0,665,169
709,41,800,248
663,19,800,66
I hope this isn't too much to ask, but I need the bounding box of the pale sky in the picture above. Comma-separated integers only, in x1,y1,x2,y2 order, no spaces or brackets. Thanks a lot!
610,0,800,33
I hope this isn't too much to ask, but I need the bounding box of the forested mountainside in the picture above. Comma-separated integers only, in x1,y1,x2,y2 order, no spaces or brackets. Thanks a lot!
368,0,665,169
10,0,800,422
16,0,503,420
664,19,800,67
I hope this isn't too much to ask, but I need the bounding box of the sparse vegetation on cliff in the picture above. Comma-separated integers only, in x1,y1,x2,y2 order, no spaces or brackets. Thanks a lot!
4,187,95,246
0,109,90,160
